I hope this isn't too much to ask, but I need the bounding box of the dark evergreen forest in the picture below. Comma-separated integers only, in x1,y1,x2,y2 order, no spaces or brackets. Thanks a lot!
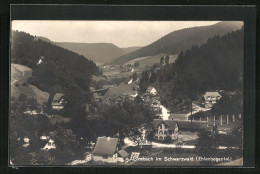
11,31,101,95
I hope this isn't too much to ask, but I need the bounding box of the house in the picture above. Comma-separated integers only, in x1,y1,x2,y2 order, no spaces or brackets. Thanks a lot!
152,120,178,140
92,137,129,163
115,96,124,104
42,138,56,151
90,87,96,92
23,136,30,147
40,135,50,141
152,120,207,141
51,93,65,110
150,99,161,112
146,86,158,96
93,93,103,103
203,92,222,108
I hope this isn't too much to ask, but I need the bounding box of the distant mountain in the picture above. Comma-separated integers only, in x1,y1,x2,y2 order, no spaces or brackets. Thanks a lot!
121,46,142,54
37,37,141,65
54,42,127,65
111,21,243,65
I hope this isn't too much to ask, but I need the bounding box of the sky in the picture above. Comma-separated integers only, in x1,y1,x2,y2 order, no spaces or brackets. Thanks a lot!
12,21,219,48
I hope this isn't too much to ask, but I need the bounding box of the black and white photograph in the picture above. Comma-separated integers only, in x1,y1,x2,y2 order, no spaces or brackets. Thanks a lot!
10,20,244,167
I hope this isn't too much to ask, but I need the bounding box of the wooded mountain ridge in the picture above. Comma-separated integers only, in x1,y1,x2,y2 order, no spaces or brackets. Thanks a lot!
36,36,141,65
139,27,244,113
111,21,243,65
11,31,101,100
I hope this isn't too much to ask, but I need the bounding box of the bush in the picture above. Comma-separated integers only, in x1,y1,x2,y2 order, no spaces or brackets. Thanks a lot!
164,135,173,144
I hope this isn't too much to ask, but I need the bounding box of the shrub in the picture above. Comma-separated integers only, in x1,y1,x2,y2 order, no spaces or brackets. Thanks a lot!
164,135,173,144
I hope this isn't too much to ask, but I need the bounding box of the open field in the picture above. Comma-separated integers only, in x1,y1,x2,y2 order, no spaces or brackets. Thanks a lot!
124,54,178,70
104,83,138,99
11,63,49,105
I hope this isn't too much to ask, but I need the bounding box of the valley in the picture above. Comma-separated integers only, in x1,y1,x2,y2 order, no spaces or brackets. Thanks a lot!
10,21,244,166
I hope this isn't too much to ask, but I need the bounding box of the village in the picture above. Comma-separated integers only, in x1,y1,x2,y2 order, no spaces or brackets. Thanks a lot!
14,56,243,166
9,21,245,167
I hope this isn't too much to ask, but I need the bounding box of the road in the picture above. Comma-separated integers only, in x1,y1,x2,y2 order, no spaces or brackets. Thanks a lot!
69,154,92,165
124,138,239,149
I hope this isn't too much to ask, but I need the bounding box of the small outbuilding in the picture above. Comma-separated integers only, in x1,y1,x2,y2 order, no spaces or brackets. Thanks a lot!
51,93,65,110
92,137,129,163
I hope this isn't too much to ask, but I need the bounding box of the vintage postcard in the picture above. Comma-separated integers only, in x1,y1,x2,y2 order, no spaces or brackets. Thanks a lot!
10,20,244,167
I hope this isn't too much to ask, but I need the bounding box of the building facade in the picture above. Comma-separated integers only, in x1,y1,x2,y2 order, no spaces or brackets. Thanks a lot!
51,93,65,110
203,91,222,108
92,137,129,163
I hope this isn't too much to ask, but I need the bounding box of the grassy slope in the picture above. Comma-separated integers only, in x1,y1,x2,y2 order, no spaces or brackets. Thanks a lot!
124,54,177,70
104,83,139,99
11,63,49,105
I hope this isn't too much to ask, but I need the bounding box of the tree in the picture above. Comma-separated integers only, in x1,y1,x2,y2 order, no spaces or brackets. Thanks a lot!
52,126,84,163
31,150,56,165
150,70,156,83
132,72,138,81
96,100,155,144
165,55,170,65
134,61,140,68
164,135,173,144
160,56,165,65
195,131,218,165
211,92,243,115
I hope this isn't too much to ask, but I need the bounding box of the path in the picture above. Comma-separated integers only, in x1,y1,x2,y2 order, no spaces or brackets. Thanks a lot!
124,138,239,149
69,154,92,165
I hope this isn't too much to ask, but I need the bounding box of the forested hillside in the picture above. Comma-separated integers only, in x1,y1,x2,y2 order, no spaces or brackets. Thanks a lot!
55,42,126,64
111,21,243,65
139,27,244,113
11,31,101,95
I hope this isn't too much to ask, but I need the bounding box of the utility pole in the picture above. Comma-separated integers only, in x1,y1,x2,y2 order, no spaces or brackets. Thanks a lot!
190,100,193,118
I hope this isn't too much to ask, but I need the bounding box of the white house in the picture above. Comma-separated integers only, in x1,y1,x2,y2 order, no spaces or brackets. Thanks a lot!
152,120,207,141
51,93,65,110
23,137,30,147
203,92,222,108
42,139,56,151
146,86,158,96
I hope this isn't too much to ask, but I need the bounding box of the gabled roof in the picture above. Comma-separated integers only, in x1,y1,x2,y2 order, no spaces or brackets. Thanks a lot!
93,137,119,156
117,149,129,158
146,86,156,93
203,92,221,98
177,121,207,131
115,96,123,100
152,120,207,131
53,93,64,101
152,120,178,131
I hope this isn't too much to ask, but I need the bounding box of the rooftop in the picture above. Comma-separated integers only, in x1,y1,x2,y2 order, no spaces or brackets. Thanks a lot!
203,91,221,98
117,149,129,158
93,137,119,156
53,93,64,101
152,120,207,131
